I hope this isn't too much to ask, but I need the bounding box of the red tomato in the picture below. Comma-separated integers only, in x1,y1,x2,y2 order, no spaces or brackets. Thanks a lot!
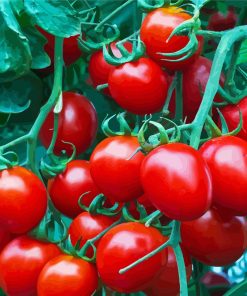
217,96,247,140
37,255,98,296
68,212,115,256
108,57,168,115
200,271,230,296
146,247,192,296
140,7,203,71
0,167,47,234
90,136,145,202
181,208,247,266
39,92,98,155
0,236,61,296
199,136,247,215
182,56,225,122
96,222,167,293
141,143,212,221
48,160,99,218
89,41,132,95
0,228,11,252
208,8,237,31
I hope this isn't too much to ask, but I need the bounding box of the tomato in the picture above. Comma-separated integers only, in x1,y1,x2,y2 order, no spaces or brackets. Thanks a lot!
96,222,167,293
48,160,99,218
108,57,168,115
68,212,115,256
200,271,230,296
141,143,212,221
217,96,247,140
182,56,225,122
0,167,47,234
89,41,132,95
145,247,192,296
90,136,145,202
0,228,11,252
0,236,61,296
37,255,98,296
208,8,237,31
199,136,247,215
39,92,98,156
181,208,247,266
140,7,203,71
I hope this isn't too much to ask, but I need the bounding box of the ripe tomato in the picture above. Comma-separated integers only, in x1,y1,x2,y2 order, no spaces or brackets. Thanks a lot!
0,166,47,234
217,96,247,140
199,136,247,215
68,212,115,256
89,41,132,95
145,247,192,296
208,8,237,31
0,228,11,252
37,255,98,296
90,136,145,202
96,222,167,293
0,236,61,296
141,143,212,221
39,92,98,156
200,271,230,296
108,57,168,115
182,56,225,122
140,7,203,71
181,208,247,266
48,160,99,218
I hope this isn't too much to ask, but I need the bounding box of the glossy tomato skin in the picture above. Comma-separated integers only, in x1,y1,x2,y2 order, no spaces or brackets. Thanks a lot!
48,160,99,218
108,57,168,115
140,7,203,71
0,236,61,296
182,56,225,122
37,255,98,296
208,8,237,31
96,222,167,293
199,136,247,215
0,228,11,251
146,247,192,296
68,212,115,257
90,136,145,202
39,92,98,155
141,143,212,221
181,208,247,266
200,271,230,296
0,166,47,234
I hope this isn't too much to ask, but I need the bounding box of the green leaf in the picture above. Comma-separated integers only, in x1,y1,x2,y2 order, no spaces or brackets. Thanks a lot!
0,0,31,82
237,40,247,65
190,0,210,8
24,0,81,37
224,279,247,296
225,0,247,7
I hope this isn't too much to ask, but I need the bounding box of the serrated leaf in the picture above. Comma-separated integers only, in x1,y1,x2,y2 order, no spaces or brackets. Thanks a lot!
190,0,210,8
237,40,247,65
24,0,81,37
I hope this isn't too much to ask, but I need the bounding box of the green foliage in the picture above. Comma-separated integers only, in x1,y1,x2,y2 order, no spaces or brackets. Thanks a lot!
190,0,210,9
237,40,247,65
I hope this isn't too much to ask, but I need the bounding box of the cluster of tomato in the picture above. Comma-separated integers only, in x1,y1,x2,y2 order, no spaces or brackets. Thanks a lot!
0,4,245,296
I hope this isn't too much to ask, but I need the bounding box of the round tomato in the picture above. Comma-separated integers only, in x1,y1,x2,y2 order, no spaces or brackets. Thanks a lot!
108,57,168,115
141,143,212,221
68,212,115,257
0,166,47,234
199,136,247,215
89,41,132,95
39,92,98,156
96,222,167,293
0,236,61,296
145,247,192,296
181,208,247,266
208,8,237,31
182,56,225,122
37,255,98,296
140,7,203,71
48,160,99,218
200,271,230,296
0,228,11,252
90,136,145,202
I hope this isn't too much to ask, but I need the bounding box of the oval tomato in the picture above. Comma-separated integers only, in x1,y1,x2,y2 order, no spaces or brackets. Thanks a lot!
181,208,247,266
0,236,61,296
140,7,203,71
37,255,98,296
208,8,237,31
0,228,11,252
108,57,168,115
146,247,192,296
199,136,247,215
141,143,212,221
39,92,98,156
68,212,115,256
0,166,47,234
48,160,99,218
90,136,145,202
96,222,167,293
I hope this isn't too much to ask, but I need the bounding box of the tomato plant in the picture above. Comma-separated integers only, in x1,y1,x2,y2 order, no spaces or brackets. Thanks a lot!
208,8,237,31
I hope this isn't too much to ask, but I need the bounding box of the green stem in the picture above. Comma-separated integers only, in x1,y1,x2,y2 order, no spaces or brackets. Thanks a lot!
47,112,59,155
196,30,224,38
173,243,188,296
0,134,30,152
